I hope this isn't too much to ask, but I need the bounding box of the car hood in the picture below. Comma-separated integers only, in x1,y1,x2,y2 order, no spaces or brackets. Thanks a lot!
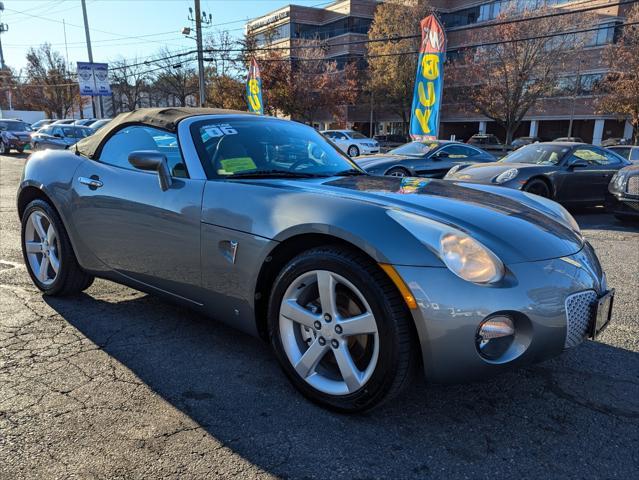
449,162,554,182
355,154,414,170
313,175,583,264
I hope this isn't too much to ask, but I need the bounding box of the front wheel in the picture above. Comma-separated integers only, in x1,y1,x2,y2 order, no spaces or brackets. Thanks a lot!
268,246,416,412
524,178,551,198
386,167,410,178
21,199,94,296
347,145,360,157
0,141,7,155
16,146,25,153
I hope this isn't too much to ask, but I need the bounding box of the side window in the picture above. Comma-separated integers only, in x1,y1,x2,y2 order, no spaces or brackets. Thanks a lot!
572,148,610,165
442,145,471,158
62,127,75,138
602,149,621,165
98,126,188,178
52,127,64,137
631,148,639,162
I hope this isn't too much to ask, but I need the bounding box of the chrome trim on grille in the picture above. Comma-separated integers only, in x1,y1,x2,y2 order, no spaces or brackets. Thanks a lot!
564,290,597,349
626,176,639,196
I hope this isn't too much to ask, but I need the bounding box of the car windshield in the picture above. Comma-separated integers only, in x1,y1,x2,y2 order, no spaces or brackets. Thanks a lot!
500,144,569,165
348,131,367,139
389,141,439,156
192,117,360,179
0,121,30,132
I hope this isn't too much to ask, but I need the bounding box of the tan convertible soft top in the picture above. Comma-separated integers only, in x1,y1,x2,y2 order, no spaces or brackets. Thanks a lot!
75,107,247,159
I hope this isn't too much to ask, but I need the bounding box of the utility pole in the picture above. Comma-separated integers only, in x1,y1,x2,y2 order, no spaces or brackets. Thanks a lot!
81,0,101,118
194,0,206,107
0,2,8,70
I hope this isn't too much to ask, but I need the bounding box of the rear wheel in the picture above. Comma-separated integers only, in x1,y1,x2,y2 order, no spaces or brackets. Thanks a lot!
21,199,94,296
347,145,360,157
524,178,551,198
268,246,416,412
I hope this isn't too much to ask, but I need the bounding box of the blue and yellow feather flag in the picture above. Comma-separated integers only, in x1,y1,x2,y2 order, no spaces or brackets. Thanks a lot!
409,15,446,140
246,58,264,115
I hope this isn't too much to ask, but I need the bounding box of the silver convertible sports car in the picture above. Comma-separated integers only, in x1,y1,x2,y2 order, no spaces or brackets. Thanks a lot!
18,108,614,412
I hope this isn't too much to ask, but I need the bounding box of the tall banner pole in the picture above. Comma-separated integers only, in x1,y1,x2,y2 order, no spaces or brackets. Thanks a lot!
246,58,264,115
409,14,446,141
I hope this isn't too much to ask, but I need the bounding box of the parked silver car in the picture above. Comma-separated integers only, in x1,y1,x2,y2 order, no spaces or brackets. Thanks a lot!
31,125,94,150
17,108,613,412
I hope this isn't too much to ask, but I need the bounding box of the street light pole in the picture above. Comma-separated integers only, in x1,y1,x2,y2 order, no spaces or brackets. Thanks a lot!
81,0,101,118
194,0,206,107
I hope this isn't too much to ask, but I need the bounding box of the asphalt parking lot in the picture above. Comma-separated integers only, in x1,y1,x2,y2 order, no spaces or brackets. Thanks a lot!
1,153,638,479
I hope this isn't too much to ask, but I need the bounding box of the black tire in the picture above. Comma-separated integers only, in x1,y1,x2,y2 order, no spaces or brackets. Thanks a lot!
16,146,25,154
524,178,551,198
0,140,7,155
268,246,417,412
347,145,360,157
385,167,410,178
21,199,94,296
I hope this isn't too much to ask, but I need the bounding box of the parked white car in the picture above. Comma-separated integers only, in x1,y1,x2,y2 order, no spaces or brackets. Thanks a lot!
321,129,379,157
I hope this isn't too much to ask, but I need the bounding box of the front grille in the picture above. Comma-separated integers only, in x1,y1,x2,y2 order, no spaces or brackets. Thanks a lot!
564,290,597,349
626,176,639,195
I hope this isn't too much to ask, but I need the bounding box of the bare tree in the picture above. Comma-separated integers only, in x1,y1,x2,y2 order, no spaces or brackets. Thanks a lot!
109,56,149,113
447,6,595,144
24,44,76,118
151,48,198,107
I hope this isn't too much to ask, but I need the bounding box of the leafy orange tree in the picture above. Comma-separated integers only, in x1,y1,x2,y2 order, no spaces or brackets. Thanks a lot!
597,4,639,144
447,6,593,144
367,0,432,131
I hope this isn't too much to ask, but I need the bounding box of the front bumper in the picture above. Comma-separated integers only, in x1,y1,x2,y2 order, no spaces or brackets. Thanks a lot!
4,138,30,149
396,242,607,383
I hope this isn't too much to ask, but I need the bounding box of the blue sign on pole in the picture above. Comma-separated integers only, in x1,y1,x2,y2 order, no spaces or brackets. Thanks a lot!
77,62,111,97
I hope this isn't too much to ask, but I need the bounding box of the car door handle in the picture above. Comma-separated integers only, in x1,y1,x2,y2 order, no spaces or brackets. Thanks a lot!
78,176,103,188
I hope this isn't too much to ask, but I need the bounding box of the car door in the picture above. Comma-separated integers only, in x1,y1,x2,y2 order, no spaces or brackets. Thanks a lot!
71,125,206,302
47,126,69,149
557,147,622,205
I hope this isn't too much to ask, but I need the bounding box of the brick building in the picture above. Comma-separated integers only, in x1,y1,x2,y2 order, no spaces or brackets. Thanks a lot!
247,0,634,144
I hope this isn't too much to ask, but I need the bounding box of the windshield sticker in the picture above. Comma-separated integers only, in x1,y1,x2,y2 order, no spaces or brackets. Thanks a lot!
218,157,257,175
201,124,239,142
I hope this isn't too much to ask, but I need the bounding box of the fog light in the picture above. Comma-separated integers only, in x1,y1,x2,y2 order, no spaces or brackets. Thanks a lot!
476,316,515,360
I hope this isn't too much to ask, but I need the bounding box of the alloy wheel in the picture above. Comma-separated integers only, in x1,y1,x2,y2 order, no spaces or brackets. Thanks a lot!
278,270,379,396
24,210,60,286
348,146,359,157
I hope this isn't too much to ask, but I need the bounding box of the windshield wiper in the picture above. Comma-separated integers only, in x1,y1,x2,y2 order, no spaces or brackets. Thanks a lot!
333,169,367,176
228,169,327,179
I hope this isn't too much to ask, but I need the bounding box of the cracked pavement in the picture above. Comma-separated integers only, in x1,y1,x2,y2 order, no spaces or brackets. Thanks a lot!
1,153,638,479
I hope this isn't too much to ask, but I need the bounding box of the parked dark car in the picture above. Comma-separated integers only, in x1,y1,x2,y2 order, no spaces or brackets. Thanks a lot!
601,137,631,147
444,142,631,207
511,136,541,149
608,164,639,221
355,140,496,178
553,137,584,143
0,119,33,154
606,145,639,163
374,134,410,153
31,125,94,150
30,119,55,130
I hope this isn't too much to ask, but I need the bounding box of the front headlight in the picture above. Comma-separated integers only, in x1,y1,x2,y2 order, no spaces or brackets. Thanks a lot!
388,210,504,284
495,168,518,184
444,164,463,178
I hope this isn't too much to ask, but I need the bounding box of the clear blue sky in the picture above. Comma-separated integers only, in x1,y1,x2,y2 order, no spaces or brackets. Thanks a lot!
1,0,332,73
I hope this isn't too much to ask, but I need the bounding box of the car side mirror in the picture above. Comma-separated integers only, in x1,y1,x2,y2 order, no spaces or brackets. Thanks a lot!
128,150,173,191
568,159,588,170
434,151,449,160
53,133,62,138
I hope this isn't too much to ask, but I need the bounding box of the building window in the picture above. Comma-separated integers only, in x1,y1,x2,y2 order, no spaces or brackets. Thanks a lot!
254,22,291,45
